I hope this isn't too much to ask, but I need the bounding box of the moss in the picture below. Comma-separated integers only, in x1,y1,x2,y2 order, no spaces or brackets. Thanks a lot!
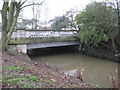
9,36,78,45
89,83,100,88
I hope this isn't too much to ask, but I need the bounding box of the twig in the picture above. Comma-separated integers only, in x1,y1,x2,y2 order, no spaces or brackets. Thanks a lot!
20,0,27,7
20,0,45,10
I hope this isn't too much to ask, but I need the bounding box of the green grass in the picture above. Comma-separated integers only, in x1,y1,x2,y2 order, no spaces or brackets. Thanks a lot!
3,66,33,71
89,83,100,88
0,75,13,80
2,66,39,87
46,80,52,85
2,74,38,87
2,66,23,71
8,78,25,85
68,83,76,87
26,76,38,82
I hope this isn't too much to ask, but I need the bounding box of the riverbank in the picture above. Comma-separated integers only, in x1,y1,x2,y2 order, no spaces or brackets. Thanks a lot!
1,49,93,88
80,45,120,63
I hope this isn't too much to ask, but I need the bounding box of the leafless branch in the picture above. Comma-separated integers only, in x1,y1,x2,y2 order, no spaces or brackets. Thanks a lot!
20,0,27,7
20,0,45,10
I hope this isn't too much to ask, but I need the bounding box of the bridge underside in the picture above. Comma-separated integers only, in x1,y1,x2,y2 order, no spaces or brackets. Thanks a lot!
27,41,80,49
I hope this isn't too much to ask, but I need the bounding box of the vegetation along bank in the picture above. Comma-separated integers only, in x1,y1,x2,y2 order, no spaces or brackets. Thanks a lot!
75,2,120,62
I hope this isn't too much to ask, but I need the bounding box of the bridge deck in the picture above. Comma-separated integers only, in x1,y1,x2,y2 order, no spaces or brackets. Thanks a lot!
27,41,80,49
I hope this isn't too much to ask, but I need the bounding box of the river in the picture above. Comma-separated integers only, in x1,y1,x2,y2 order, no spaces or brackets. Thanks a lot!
29,46,119,88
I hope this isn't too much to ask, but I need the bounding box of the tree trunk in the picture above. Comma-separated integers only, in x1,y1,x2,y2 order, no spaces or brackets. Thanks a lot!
2,30,8,51
6,8,20,45
2,2,19,50
2,2,8,51
6,2,15,33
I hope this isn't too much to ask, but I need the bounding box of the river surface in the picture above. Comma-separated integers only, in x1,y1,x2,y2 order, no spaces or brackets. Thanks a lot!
30,47,118,88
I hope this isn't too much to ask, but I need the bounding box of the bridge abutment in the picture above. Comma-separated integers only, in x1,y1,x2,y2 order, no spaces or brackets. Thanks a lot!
10,44,27,53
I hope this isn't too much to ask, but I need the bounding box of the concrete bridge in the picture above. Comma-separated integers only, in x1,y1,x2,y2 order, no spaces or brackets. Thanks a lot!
8,28,81,53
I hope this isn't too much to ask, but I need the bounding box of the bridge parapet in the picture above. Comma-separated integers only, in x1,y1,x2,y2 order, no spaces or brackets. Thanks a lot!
11,28,77,38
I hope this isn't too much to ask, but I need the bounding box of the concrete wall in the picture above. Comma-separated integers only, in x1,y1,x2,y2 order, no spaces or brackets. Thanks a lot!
10,44,27,53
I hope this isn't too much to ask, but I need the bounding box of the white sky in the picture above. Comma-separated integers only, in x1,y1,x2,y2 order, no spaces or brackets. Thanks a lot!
0,0,104,23
23,0,94,21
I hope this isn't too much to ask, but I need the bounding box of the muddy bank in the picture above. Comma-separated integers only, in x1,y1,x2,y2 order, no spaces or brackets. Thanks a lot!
1,49,93,88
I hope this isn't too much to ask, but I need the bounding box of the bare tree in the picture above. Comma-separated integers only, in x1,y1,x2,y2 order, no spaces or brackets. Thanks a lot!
29,0,45,29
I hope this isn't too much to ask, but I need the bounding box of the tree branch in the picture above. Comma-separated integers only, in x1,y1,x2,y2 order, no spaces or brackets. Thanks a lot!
2,2,8,31
20,0,45,10
20,0,27,7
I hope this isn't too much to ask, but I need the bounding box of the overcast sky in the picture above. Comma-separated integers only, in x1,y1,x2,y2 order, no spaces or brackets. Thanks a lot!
0,0,104,23
22,0,95,22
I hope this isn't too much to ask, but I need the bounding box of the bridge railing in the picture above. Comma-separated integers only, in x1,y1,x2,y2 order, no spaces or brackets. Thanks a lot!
11,28,77,38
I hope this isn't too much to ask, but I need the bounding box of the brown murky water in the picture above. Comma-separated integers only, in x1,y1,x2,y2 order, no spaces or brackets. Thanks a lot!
30,47,118,88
